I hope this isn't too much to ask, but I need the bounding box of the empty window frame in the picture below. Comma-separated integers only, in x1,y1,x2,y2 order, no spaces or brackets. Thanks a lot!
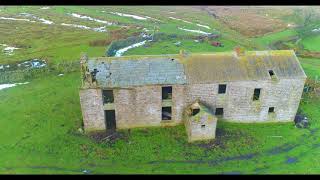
162,107,172,120
218,84,227,94
253,88,261,101
215,108,224,116
268,70,277,79
268,107,275,113
192,108,200,116
162,86,172,100
102,90,114,104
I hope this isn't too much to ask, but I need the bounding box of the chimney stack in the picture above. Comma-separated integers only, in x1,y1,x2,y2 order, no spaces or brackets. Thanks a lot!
234,46,245,57
180,49,190,58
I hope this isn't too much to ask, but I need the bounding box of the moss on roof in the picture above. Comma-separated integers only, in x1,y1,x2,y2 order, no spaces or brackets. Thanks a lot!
183,50,306,84
87,50,307,88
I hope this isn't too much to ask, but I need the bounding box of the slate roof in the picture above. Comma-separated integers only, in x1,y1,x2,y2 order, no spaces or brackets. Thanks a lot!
183,50,307,84
86,50,306,88
87,56,187,88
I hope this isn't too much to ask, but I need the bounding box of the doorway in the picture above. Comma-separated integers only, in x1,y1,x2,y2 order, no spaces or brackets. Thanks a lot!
105,110,116,131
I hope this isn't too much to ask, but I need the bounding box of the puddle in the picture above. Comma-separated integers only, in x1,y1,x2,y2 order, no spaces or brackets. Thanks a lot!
61,23,106,32
178,27,211,35
0,59,47,71
110,12,147,20
286,157,297,164
169,17,193,24
19,13,54,25
267,143,298,155
69,13,113,25
0,16,36,22
0,82,29,91
312,143,320,149
114,40,148,57
196,23,211,29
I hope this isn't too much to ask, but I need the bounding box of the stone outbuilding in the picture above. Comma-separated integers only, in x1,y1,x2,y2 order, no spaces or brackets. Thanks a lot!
79,50,307,142
184,101,218,142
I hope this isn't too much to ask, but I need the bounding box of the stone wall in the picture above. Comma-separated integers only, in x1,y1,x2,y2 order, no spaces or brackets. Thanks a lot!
79,88,105,132
113,85,185,129
186,78,306,122
185,113,217,142
80,77,306,132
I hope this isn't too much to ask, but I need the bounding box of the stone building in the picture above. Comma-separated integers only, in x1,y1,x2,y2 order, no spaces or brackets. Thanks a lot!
79,50,307,141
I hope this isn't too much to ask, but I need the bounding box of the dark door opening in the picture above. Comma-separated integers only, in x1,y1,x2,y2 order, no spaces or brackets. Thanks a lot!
162,107,172,120
105,110,116,131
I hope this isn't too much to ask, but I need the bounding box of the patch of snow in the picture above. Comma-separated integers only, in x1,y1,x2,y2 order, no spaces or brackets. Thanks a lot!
2,46,20,56
141,33,151,38
0,82,29,91
19,13,54,25
0,16,36,22
61,23,106,32
174,41,181,46
312,28,320,32
115,40,147,57
169,17,192,24
178,27,211,35
110,12,147,20
40,7,50,10
92,26,107,32
144,16,162,22
70,13,113,25
196,23,211,29
143,28,150,32
31,61,45,68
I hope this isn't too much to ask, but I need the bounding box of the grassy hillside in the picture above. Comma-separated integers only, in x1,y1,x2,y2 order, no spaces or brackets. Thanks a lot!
1,6,320,174
0,57,319,174
301,35,320,51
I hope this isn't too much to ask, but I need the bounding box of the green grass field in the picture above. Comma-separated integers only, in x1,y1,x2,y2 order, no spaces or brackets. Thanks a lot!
1,6,320,174
0,57,319,174
301,35,320,51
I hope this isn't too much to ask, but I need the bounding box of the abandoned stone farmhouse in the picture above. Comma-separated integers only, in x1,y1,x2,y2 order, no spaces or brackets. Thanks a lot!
79,50,307,142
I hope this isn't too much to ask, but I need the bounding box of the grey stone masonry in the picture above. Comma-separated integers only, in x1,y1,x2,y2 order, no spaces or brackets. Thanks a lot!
185,78,306,122
79,88,105,132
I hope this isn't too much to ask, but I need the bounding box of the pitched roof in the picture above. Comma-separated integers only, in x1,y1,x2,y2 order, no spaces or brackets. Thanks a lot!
183,50,307,84
86,50,306,88
87,56,186,88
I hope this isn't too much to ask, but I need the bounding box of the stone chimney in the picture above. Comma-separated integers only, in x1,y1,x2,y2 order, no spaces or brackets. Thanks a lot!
180,49,190,58
80,53,88,64
234,46,245,57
